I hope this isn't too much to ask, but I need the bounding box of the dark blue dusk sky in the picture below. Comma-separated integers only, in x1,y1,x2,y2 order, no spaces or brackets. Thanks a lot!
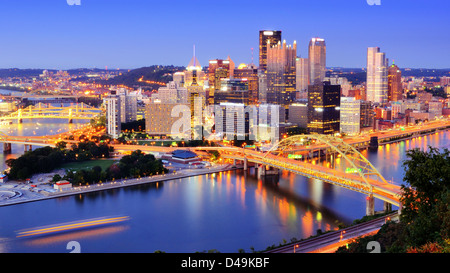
0,0,448,70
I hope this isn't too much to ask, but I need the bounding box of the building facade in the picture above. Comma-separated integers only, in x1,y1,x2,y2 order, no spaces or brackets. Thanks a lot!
307,81,340,134
214,78,250,105
288,101,308,128
104,94,121,139
308,38,326,85
296,57,309,99
266,40,297,107
207,57,234,105
259,30,282,73
366,47,388,104
233,63,259,105
340,97,361,135
388,63,402,102
145,102,190,138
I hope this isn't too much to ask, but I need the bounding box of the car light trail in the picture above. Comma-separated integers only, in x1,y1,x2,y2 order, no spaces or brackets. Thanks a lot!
16,216,130,238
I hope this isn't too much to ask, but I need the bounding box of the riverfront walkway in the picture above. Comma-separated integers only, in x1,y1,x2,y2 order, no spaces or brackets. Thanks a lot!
0,164,240,207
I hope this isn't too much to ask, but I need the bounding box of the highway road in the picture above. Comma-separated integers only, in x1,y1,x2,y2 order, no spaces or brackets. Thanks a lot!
264,213,398,253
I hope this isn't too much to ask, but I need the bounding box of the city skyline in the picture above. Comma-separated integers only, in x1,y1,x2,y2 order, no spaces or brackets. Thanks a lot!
0,0,449,70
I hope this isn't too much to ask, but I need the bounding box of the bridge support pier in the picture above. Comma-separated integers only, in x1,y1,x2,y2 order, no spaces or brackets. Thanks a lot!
24,144,32,152
68,119,73,124
243,157,247,171
257,164,266,179
3,143,12,154
383,201,392,213
366,195,375,216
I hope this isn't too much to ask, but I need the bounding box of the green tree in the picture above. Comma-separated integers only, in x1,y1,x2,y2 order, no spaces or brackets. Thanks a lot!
52,174,62,182
400,147,450,248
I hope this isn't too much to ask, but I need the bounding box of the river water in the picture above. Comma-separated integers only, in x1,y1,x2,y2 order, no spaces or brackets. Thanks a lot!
0,114,448,253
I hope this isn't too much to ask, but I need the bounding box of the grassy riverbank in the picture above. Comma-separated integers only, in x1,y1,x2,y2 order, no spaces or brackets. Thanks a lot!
60,159,117,171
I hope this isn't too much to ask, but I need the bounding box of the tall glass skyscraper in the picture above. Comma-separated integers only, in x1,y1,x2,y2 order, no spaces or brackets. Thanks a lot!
366,47,388,104
296,57,309,99
308,38,326,85
266,40,297,107
307,81,340,135
388,62,402,102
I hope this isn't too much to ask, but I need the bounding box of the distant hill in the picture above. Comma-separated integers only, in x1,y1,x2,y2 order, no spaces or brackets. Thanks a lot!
0,68,125,78
0,68,45,78
327,67,450,85
103,65,185,91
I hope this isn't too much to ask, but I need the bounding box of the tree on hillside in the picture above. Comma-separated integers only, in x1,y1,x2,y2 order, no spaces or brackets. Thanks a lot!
400,147,450,248
337,146,450,253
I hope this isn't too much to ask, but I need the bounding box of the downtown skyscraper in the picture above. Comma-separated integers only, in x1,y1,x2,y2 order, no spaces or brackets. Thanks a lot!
259,30,282,73
366,47,388,104
207,57,234,105
307,81,340,135
296,57,309,99
266,40,297,107
388,62,402,102
308,38,326,85
258,30,282,103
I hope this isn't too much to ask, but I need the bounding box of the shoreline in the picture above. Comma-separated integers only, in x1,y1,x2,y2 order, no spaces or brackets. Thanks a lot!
1,126,448,207
377,127,449,145
0,164,242,207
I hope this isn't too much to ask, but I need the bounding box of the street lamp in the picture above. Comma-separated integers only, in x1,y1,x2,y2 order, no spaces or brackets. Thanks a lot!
294,244,299,253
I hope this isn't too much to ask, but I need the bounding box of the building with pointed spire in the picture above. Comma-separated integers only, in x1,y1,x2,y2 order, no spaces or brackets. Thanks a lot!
185,45,205,87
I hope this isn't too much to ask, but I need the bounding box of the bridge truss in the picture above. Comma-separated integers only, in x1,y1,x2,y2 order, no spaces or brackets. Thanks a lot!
0,103,103,122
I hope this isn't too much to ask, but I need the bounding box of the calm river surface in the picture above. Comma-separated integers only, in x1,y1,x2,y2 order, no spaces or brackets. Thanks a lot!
0,115,448,253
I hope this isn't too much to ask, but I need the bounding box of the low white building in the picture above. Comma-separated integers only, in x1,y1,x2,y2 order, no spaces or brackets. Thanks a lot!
54,180,72,191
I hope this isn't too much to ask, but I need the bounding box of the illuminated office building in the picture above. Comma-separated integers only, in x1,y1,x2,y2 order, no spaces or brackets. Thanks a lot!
233,63,258,105
104,93,121,139
288,101,308,128
259,30,282,73
112,88,137,123
388,62,402,102
308,38,326,85
296,57,309,99
185,49,205,87
360,100,374,128
157,81,188,104
145,102,190,138
366,47,388,104
307,81,340,134
214,78,249,105
266,40,297,107
258,70,267,103
340,97,361,135
207,57,234,105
